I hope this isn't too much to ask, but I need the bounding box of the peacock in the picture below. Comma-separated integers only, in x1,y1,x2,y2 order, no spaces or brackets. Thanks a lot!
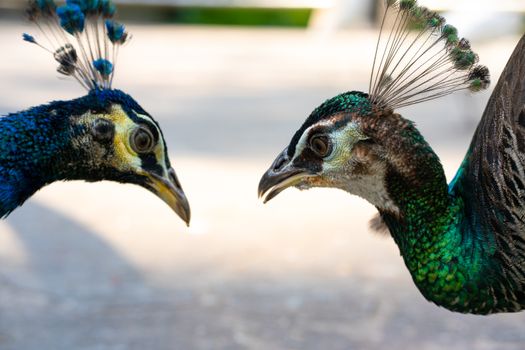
0,0,190,224
259,0,525,314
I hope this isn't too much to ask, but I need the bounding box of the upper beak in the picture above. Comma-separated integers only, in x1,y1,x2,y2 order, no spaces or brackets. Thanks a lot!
148,168,191,226
258,149,311,203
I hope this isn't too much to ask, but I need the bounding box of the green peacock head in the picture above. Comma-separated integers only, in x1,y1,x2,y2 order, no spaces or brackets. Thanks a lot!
258,92,404,213
259,0,491,214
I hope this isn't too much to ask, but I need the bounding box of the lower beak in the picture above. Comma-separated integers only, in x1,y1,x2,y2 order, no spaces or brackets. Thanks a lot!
148,168,191,226
258,150,311,203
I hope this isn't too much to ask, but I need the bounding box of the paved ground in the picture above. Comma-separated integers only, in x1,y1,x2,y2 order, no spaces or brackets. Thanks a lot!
0,21,524,349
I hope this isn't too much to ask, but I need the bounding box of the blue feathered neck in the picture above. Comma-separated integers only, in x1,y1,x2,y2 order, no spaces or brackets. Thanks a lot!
0,89,145,218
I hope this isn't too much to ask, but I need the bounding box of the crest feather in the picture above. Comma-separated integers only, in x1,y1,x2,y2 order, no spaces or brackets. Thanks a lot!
369,0,490,110
23,0,131,91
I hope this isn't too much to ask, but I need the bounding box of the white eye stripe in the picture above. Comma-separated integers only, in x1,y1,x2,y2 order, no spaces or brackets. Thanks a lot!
292,125,314,159
292,121,362,160
133,111,169,170
134,112,163,143
134,111,160,131
292,119,336,158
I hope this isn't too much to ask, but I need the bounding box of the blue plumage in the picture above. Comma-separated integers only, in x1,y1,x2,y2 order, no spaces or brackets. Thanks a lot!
0,104,72,217
105,20,127,43
35,0,56,12
6,0,192,223
22,33,36,44
99,0,116,17
66,0,99,13
24,0,129,90
0,89,183,219
57,4,85,34
93,58,114,77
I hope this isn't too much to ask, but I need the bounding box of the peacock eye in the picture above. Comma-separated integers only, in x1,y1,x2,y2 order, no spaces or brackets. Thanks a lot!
310,134,331,157
130,126,155,154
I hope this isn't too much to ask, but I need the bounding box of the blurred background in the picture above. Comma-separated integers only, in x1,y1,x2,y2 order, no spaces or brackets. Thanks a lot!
0,0,524,349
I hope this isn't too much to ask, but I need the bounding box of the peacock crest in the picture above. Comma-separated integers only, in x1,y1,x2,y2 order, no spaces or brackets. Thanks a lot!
23,0,131,91
368,0,491,110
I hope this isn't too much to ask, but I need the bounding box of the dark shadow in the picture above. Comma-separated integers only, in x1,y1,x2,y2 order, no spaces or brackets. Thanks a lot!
0,201,158,349
2,201,149,299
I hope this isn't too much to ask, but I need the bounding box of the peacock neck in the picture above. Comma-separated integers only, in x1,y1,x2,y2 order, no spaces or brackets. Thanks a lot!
376,121,496,313
0,101,85,217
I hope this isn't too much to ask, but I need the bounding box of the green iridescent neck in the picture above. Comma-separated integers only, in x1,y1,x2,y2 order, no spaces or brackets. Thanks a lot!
379,127,497,314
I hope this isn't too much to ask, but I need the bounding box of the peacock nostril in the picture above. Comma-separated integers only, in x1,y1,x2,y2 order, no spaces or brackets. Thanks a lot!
272,152,289,172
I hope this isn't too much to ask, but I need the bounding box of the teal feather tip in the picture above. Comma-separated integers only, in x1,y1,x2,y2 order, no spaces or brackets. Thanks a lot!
66,0,100,14
409,5,425,18
36,0,56,12
63,0,116,17
399,0,417,10
467,65,490,92
441,24,459,46
35,0,57,11
408,6,439,29
66,0,89,11
25,0,126,89
93,58,113,78
369,0,490,109
27,0,56,20
57,4,85,35
105,20,128,44
22,33,36,44
450,47,478,70
99,0,116,18
397,2,446,32
426,12,445,28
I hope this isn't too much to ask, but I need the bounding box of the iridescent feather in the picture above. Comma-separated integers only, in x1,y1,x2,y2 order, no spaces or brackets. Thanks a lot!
23,0,130,90
259,0,525,314
369,0,490,109
4,0,191,223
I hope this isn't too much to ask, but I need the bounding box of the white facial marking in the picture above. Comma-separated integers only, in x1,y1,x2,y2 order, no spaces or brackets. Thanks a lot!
134,110,169,174
293,118,399,214
342,164,400,214
322,122,400,214
292,119,336,159
322,122,365,169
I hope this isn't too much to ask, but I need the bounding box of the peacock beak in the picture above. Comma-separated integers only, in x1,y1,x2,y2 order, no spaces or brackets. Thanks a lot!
258,149,312,203
147,168,191,226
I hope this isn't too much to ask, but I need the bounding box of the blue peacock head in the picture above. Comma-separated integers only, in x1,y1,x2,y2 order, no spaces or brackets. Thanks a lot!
20,0,190,224
259,0,491,207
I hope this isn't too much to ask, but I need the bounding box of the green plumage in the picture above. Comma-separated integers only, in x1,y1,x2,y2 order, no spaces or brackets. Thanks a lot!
377,126,500,313
259,0,525,314
336,36,525,313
